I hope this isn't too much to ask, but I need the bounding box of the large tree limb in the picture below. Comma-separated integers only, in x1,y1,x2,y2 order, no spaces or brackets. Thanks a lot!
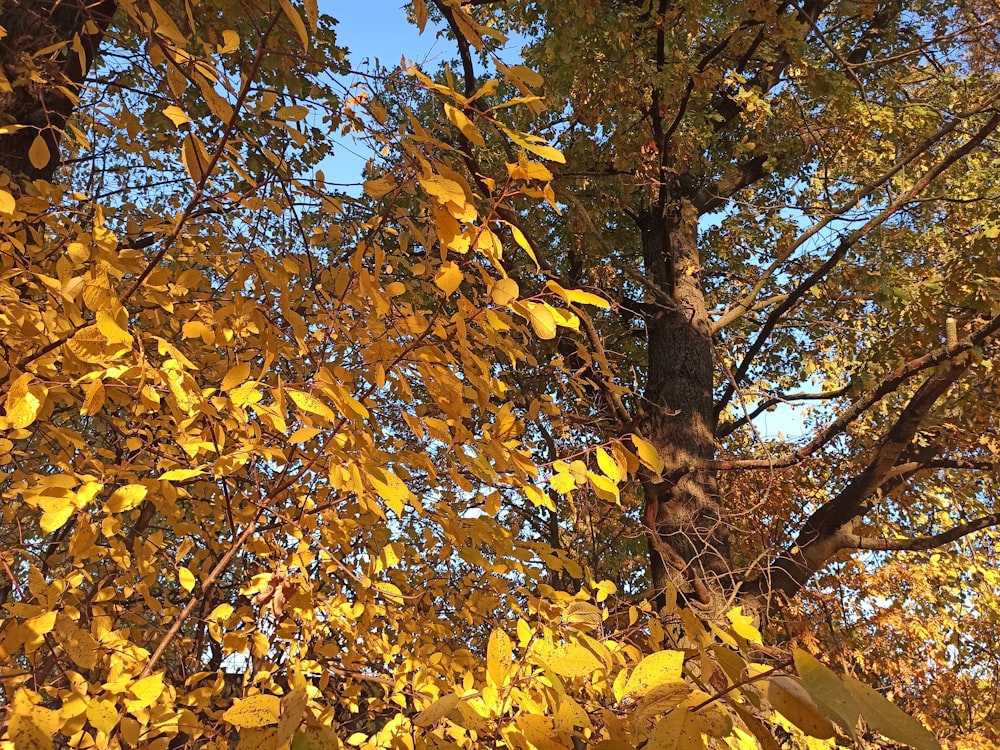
838,513,1000,551
0,0,118,181
754,356,972,599
716,384,850,439
715,109,1000,419
704,310,1000,472
709,113,964,336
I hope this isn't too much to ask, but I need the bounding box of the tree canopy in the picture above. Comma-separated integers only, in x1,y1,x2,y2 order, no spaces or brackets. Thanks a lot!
1,1,1000,749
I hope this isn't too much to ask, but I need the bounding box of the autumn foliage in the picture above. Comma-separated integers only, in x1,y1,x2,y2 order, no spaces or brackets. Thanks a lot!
1,0,999,749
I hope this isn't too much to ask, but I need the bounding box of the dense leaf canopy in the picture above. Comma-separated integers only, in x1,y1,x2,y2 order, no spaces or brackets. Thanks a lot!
1,1,999,749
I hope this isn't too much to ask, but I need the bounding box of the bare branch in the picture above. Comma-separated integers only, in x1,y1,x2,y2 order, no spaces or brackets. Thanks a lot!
840,513,1000,551
716,384,849,439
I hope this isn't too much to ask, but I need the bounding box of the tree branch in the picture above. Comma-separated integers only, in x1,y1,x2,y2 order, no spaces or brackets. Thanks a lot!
839,513,1000,551
716,384,850,439
756,355,974,598
715,109,1000,418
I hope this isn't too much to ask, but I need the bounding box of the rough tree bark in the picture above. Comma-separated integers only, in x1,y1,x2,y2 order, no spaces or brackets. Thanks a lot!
640,199,731,608
0,0,117,181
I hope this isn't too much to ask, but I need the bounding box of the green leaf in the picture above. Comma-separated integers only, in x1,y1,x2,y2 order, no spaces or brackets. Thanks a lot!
794,649,860,739
842,674,941,750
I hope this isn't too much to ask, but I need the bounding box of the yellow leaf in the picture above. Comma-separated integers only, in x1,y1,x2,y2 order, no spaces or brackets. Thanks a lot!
487,629,513,687
303,0,318,31
842,673,941,750
106,484,148,513
8,700,59,750
210,603,234,621
278,0,309,49
219,30,240,53
178,566,196,593
525,484,556,510
24,611,57,638
276,688,309,747
794,649,859,739
445,103,486,147
491,278,519,306
594,579,617,603
5,373,44,429
506,156,553,181
289,426,323,443
623,650,685,699
80,378,105,416
550,306,579,330
162,104,191,127
39,499,74,534
411,0,428,32
373,581,404,604
414,694,461,727
588,471,620,504
526,302,557,340
763,675,835,739
62,628,100,669
125,672,165,713
363,174,395,199
545,643,604,678
222,362,252,392
159,468,204,481
726,606,762,644
292,724,341,750
596,447,621,483
288,389,337,422
509,223,538,266
631,435,665,474
197,77,234,124
420,173,467,206
96,309,132,345
563,601,602,630
87,698,118,735
181,133,211,183
550,471,576,494
224,694,282,728
29,135,51,170
646,707,706,750
516,714,563,750
0,188,15,214
230,381,262,407
434,261,464,295
369,468,411,515
523,141,565,163
635,680,691,726
276,105,310,121
565,288,611,308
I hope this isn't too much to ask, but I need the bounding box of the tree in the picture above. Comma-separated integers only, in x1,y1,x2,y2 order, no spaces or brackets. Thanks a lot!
0,1,993,750
394,0,1000,739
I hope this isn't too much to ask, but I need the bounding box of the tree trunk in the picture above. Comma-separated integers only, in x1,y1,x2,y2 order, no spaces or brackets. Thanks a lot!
0,0,117,181
640,197,731,609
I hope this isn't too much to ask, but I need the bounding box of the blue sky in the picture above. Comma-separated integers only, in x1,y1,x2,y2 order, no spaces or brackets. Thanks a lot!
317,1,448,185
324,0,448,69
